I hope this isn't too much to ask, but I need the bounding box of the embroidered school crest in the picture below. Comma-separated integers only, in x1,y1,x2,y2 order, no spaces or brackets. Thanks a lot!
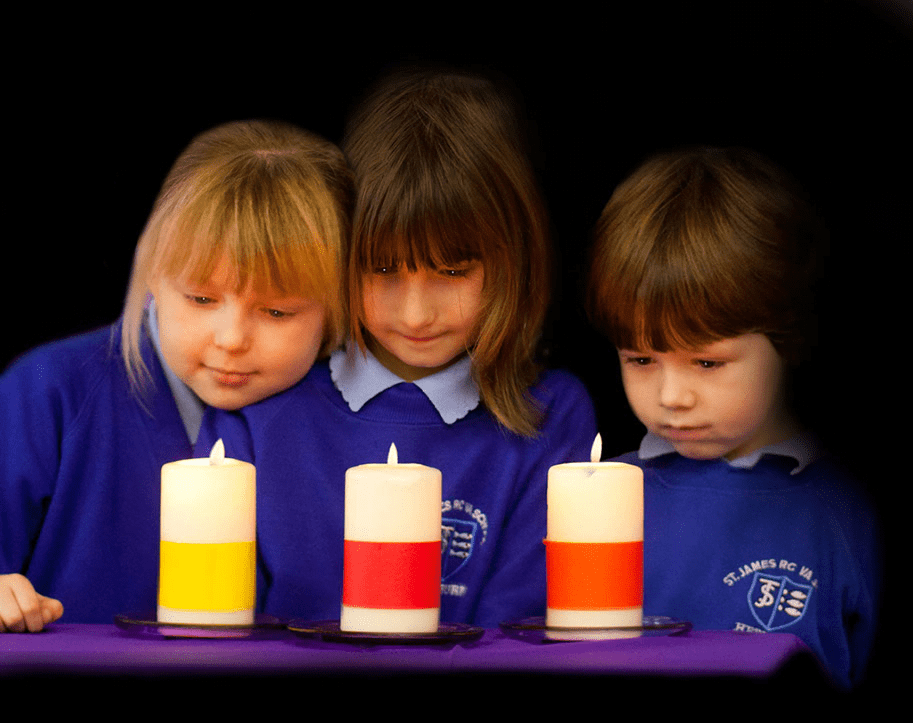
441,518,479,580
747,572,813,631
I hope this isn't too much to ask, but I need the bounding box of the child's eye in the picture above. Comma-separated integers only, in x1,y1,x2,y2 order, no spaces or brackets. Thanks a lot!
372,265,399,275
696,360,724,369
437,260,479,278
264,308,294,319
439,268,468,278
621,355,653,366
186,295,215,306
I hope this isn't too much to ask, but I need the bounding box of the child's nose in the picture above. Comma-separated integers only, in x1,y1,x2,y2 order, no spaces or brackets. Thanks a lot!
213,303,250,351
400,278,436,329
658,369,696,409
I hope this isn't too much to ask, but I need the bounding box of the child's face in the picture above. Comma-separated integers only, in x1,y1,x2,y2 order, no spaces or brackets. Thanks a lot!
151,259,325,410
617,333,794,461
361,261,485,381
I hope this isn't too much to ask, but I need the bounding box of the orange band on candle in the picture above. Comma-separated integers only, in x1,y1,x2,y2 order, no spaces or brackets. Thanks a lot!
545,540,643,609
343,540,440,609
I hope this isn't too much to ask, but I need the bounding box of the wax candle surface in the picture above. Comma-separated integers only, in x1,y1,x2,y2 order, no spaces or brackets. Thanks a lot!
341,444,442,633
158,439,256,625
545,435,644,629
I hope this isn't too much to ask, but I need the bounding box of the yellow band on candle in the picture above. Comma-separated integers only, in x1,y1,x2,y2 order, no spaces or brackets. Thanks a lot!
158,540,256,611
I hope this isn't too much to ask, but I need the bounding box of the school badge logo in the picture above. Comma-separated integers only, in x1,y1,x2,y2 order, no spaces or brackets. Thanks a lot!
441,517,479,580
747,572,813,631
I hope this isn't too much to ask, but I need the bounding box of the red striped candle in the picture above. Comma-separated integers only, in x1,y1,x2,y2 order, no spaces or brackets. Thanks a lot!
545,435,643,629
340,444,441,633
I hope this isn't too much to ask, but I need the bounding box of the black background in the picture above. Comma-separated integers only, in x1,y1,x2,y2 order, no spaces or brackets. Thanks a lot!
5,0,909,698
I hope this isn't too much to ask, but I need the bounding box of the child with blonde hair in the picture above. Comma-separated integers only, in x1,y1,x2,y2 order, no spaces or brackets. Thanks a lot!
587,146,880,688
248,68,597,626
1,119,352,630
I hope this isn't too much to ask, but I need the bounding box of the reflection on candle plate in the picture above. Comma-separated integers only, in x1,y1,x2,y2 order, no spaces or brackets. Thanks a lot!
288,619,484,645
499,615,691,643
114,612,287,639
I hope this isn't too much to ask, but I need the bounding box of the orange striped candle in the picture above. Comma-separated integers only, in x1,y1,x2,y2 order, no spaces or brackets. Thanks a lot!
158,439,256,625
340,444,441,633
545,435,643,629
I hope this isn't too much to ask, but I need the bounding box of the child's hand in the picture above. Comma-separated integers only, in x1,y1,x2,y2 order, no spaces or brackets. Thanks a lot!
0,573,64,632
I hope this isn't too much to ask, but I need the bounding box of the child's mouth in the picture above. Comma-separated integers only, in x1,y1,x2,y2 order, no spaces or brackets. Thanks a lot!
660,425,711,441
209,368,255,387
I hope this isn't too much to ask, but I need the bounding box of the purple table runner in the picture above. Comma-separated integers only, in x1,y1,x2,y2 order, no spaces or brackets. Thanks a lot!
2,624,816,679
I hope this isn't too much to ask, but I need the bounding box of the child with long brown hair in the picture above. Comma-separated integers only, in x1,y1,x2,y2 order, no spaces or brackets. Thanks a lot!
248,68,597,626
587,146,880,688
1,119,352,630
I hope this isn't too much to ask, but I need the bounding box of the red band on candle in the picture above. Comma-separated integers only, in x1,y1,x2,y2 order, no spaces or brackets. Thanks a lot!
343,540,441,609
545,540,643,609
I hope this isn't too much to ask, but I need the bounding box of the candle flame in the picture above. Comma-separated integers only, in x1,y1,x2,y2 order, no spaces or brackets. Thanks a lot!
387,443,398,465
590,434,602,463
210,439,226,465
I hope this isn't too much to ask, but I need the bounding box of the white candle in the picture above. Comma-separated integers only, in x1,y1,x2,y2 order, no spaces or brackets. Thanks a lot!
340,444,442,633
158,439,257,625
545,434,644,629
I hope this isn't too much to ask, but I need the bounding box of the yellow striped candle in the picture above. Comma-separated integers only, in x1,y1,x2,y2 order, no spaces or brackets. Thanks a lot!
545,435,643,629
158,439,256,625
340,444,441,633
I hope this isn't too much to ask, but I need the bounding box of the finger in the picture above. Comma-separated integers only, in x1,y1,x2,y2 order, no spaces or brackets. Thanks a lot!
0,585,27,632
2,574,46,632
39,595,64,625
0,577,31,632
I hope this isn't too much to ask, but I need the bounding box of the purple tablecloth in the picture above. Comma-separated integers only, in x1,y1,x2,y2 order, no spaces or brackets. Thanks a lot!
2,624,820,680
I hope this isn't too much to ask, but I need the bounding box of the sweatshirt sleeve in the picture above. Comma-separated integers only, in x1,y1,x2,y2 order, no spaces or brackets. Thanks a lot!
472,370,599,627
1,348,66,574
0,336,107,576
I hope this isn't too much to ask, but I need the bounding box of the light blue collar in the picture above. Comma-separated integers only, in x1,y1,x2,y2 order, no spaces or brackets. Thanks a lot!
329,345,480,424
637,431,822,474
147,300,205,443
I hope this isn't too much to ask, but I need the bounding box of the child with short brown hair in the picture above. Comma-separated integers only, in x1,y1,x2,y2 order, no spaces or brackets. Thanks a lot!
587,146,880,689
